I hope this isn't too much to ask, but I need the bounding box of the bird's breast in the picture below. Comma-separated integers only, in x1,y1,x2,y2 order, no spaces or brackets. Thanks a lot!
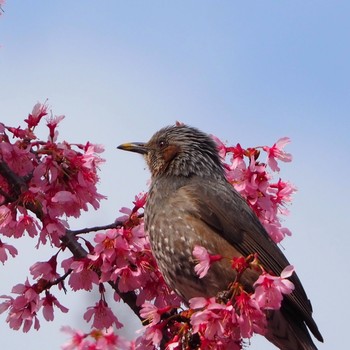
145,182,238,300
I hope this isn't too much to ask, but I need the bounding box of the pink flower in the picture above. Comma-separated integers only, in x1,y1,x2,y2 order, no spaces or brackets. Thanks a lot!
268,179,296,206
133,192,147,209
30,255,59,280
231,256,249,274
140,302,171,326
24,102,48,128
0,240,18,264
95,327,131,350
262,220,292,244
0,206,14,233
61,326,131,350
50,190,80,218
61,326,86,350
193,246,222,278
84,300,123,329
62,258,99,291
39,218,67,247
15,212,40,238
0,142,34,175
235,292,266,338
253,265,295,310
46,114,65,141
189,296,210,309
0,279,42,332
137,324,163,348
42,292,68,321
114,265,144,292
80,142,105,169
211,135,227,159
263,137,292,172
190,297,240,343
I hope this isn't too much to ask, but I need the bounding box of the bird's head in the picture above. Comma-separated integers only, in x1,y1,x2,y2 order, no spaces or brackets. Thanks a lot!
118,124,225,179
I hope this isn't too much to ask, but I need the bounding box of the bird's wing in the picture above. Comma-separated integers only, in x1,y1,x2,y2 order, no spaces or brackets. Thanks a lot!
175,178,322,342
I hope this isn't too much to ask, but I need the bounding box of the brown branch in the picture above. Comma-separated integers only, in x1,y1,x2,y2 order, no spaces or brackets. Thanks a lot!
50,269,73,288
60,230,88,259
67,214,144,236
0,160,28,201
67,222,119,236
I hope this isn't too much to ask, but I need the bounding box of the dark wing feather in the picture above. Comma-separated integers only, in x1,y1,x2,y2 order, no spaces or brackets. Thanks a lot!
179,178,323,342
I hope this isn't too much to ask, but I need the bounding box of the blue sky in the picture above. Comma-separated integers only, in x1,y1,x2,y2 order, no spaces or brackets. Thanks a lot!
1,1,349,349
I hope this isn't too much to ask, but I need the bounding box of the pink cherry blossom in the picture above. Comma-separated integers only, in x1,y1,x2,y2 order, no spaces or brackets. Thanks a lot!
263,137,292,172
61,326,86,350
253,265,295,310
137,323,164,348
193,245,222,278
42,292,68,321
39,218,67,247
262,220,292,244
211,134,228,159
95,327,131,350
83,300,123,329
268,178,296,206
15,211,40,238
189,297,243,348
235,292,266,338
0,142,34,176
140,302,171,326
30,255,59,280
0,206,14,235
0,240,18,264
133,192,147,209
62,258,99,291
46,114,65,141
24,102,48,128
0,279,42,332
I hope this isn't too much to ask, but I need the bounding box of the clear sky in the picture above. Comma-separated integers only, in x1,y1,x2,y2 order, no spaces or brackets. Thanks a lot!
1,1,349,349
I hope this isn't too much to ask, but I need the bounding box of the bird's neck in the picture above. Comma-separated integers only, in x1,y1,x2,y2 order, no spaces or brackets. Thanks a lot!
149,172,225,196
149,175,190,195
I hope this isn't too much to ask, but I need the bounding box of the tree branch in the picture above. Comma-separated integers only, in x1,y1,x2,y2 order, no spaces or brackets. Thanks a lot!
0,160,28,201
67,222,119,236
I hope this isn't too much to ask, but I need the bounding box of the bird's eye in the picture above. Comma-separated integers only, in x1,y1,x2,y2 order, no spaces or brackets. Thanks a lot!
157,139,167,148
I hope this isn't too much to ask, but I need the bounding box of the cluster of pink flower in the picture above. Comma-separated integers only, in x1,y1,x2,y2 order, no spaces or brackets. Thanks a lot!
0,103,296,349
212,135,296,243
0,103,105,331
61,326,132,350
137,250,294,349
0,102,105,252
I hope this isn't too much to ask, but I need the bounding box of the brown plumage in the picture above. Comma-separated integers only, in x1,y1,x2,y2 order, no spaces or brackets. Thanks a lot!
118,125,323,350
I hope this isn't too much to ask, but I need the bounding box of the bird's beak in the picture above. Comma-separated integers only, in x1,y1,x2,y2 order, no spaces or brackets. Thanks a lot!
117,142,149,155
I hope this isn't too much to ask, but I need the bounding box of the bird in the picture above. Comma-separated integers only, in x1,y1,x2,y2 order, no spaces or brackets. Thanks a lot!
118,124,323,350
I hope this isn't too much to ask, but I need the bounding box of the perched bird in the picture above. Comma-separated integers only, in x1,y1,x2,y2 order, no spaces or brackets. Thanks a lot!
118,125,323,350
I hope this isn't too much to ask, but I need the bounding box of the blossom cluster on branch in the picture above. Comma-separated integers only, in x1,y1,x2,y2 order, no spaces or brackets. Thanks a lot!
0,103,296,349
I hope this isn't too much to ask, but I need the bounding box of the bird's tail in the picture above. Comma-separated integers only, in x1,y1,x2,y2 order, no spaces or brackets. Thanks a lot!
265,309,320,350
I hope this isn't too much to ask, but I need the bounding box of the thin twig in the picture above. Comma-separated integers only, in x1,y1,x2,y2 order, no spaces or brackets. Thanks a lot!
67,222,119,236
67,213,144,236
